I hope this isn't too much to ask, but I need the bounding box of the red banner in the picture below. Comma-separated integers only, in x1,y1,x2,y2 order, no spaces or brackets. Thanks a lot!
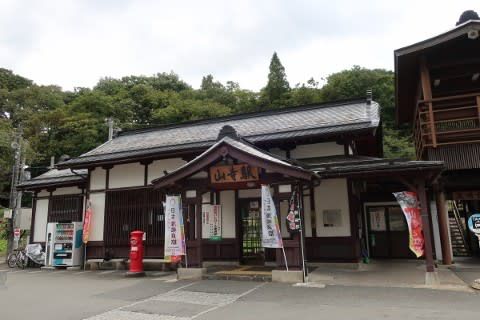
393,191,424,257
82,201,93,244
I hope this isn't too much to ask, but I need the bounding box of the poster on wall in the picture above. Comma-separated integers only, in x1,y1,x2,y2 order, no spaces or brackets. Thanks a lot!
202,204,222,240
164,195,186,256
393,191,425,258
369,208,386,231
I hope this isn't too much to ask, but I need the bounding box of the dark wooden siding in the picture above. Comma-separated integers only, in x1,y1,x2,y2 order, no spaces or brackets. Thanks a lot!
104,188,164,247
427,144,480,170
48,195,83,222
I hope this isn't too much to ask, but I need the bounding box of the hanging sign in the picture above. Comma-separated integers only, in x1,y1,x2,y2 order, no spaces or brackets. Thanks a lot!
164,195,186,256
468,213,480,235
210,164,259,184
202,204,222,240
82,201,93,244
393,191,425,258
261,185,283,248
286,186,301,233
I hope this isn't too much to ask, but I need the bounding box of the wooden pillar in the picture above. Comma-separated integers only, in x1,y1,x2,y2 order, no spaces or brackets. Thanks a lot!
417,179,435,272
435,188,453,265
195,197,203,267
419,56,437,147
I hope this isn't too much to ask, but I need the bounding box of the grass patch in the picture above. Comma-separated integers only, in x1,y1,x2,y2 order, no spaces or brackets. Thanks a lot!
0,239,6,255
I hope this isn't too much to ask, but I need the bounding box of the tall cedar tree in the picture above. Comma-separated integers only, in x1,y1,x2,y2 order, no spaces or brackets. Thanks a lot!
264,52,290,106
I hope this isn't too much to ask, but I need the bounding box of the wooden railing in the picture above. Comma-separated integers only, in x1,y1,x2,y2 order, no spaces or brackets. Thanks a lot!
413,92,480,159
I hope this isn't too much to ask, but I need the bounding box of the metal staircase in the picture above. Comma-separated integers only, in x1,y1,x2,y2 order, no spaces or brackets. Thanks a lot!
448,201,470,257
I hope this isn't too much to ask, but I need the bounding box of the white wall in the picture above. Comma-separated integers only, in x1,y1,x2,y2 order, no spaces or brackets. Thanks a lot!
52,186,83,195
270,142,344,160
314,178,351,237
90,167,106,190
148,158,186,183
303,195,313,237
33,199,49,242
37,190,49,197
291,142,344,159
220,190,236,238
109,163,144,188
89,193,105,241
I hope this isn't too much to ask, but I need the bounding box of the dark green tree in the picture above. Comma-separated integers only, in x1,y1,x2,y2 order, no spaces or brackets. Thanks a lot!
262,52,290,107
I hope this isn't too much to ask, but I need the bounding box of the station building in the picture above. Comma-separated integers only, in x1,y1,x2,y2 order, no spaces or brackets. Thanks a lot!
19,98,442,269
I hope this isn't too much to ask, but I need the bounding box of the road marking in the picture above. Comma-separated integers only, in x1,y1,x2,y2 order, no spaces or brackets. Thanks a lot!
27,270,43,274
83,282,198,320
191,282,266,319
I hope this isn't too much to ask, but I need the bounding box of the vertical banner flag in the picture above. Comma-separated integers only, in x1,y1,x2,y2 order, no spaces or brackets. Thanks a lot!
82,200,93,244
286,186,301,233
164,195,186,256
261,185,283,248
393,191,425,258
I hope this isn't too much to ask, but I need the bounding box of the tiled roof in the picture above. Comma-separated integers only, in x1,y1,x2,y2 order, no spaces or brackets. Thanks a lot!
17,169,87,190
58,99,380,168
303,156,444,178
152,136,314,188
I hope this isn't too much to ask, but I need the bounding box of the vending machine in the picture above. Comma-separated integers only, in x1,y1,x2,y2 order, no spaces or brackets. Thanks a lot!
49,222,83,267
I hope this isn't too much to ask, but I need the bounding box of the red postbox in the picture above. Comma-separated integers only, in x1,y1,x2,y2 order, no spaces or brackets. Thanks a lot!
127,230,145,277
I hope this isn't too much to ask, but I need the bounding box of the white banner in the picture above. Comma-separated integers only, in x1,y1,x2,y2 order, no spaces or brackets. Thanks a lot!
202,204,222,240
261,185,283,248
164,195,186,256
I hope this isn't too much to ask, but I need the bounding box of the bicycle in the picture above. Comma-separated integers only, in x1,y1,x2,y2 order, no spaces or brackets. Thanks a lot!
7,248,28,269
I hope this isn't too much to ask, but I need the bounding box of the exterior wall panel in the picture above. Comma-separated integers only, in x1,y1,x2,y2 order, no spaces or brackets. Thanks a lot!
109,163,144,188
220,190,236,238
148,158,186,183
89,192,105,241
33,199,49,242
314,178,351,237
90,167,107,190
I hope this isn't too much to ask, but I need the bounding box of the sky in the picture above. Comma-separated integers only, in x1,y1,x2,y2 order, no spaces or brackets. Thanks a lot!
0,0,478,91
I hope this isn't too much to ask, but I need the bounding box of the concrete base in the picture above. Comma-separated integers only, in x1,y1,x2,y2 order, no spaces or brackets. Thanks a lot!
272,270,304,283
67,266,81,271
425,271,440,286
125,271,146,278
40,266,56,271
177,267,206,280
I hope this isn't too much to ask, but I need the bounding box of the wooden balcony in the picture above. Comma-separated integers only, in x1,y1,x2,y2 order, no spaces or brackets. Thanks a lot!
414,92,480,160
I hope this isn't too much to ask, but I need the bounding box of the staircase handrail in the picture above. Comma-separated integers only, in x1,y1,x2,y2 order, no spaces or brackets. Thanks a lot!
452,201,470,251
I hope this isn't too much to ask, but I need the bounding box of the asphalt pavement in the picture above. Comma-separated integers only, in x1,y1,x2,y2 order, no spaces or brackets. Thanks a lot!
0,267,479,320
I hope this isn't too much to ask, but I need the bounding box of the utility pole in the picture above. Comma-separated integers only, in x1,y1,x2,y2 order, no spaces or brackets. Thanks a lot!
7,125,23,257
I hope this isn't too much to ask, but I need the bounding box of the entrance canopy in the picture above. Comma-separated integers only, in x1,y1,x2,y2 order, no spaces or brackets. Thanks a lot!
152,128,316,190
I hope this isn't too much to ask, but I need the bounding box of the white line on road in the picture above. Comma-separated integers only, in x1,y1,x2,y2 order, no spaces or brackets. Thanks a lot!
27,270,43,274
191,282,266,319
82,281,198,320
8,270,25,273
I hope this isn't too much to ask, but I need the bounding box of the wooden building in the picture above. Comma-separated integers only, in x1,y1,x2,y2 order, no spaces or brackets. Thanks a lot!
19,98,443,272
395,17,480,263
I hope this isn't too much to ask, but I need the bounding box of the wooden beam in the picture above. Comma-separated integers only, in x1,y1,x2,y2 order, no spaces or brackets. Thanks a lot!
434,186,452,265
477,96,480,124
420,57,437,148
416,179,435,273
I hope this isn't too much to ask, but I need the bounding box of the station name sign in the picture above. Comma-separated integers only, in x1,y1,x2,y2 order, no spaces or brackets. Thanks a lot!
210,164,259,184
